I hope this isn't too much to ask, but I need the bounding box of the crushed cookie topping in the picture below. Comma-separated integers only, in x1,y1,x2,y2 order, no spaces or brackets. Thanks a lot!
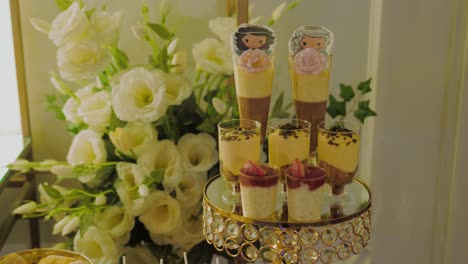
275,122,310,139
220,128,259,141
321,127,358,147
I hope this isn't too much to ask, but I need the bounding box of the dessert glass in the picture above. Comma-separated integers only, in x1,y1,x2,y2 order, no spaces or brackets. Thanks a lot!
285,165,327,221
317,121,361,205
239,164,279,219
218,119,261,204
267,119,311,194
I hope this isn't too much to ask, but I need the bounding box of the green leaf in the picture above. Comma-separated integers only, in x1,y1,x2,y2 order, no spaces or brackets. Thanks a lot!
270,91,292,119
85,8,96,19
55,0,73,11
150,169,165,185
96,166,115,182
327,95,346,118
108,47,129,71
339,84,355,102
108,111,126,131
354,100,377,123
42,184,63,200
142,4,149,23
196,119,216,134
147,23,174,40
67,122,87,135
357,78,372,94
79,211,93,237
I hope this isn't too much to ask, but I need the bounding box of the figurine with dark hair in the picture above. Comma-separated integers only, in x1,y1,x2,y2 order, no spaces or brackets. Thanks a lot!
233,25,276,56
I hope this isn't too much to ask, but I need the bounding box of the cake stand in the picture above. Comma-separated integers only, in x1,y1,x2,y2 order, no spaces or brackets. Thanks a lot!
202,176,371,263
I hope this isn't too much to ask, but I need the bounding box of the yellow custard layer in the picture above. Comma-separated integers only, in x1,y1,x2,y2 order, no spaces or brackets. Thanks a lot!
219,133,261,176
289,57,331,102
268,130,310,168
317,131,360,172
234,63,274,98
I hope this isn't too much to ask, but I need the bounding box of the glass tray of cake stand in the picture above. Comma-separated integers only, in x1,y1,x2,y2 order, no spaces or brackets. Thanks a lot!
202,175,372,264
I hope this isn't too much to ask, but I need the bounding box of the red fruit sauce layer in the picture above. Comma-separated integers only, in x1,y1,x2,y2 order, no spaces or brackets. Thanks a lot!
286,166,326,191
239,165,279,187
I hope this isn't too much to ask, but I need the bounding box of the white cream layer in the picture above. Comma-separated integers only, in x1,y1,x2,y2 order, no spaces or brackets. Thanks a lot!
287,184,325,221
240,185,278,219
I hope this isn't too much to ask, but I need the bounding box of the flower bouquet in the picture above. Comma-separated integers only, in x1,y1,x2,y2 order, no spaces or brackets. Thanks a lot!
9,0,297,263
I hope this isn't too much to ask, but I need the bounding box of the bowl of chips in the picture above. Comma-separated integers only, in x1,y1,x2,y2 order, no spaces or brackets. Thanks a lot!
0,248,92,264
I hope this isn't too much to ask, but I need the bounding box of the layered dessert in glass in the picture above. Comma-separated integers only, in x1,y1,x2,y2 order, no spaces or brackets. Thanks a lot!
218,119,261,204
239,160,279,219
288,25,334,152
317,121,360,202
286,159,327,221
232,24,276,138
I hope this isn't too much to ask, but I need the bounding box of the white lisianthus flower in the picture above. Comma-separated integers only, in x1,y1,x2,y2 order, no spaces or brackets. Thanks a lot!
166,214,205,251
139,191,181,235
165,73,192,105
271,2,288,21
57,39,110,81
138,140,183,191
53,215,71,235
62,215,80,236
12,201,38,215
208,17,236,44
177,133,218,172
48,2,88,46
34,159,58,172
167,38,179,55
94,194,107,206
175,172,206,209
50,165,74,178
30,18,51,34
89,10,122,45
111,67,168,123
212,97,227,114
63,85,94,124
131,24,146,41
94,206,135,244
78,90,111,132
109,122,157,156
9,159,30,173
74,226,121,264
67,129,107,166
193,38,233,75
114,163,147,216
170,51,187,73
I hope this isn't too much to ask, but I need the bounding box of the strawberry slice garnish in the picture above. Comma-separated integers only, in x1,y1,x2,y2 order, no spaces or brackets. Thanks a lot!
240,160,265,176
290,158,305,177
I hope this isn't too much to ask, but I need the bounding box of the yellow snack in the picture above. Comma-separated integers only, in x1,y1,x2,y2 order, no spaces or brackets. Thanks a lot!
0,253,27,264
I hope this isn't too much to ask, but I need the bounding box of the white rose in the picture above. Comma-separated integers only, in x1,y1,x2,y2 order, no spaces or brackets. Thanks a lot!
63,85,94,124
165,73,192,106
74,226,121,264
208,17,236,44
193,38,233,75
175,172,206,209
57,39,110,82
111,67,168,123
89,10,121,45
177,133,218,172
94,206,134,244
78,90,111,132
48,2,88,46
109,122,157,156
170,51,187,73
67,129,107,166
114,163,147,216
138,140,183,191
139,191,181,235
151,213,204,251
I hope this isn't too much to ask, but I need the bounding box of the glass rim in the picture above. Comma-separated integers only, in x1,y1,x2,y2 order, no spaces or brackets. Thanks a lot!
317,121,361,133
238,163,279,179
217,119,261,130
267,118,311,131
284,166,327,181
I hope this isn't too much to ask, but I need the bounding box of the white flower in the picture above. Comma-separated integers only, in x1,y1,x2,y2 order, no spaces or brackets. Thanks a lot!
94,206,135,244
109,122,157,156
89,10,121,45
57,39,110,81
167,38,179,54
271,2,288,21
9,159,30,173
94,194,107,206
30,18,51,34
138,185,149,197
111,67,168,123
34,159,58,172
249,16,264,25
131,25,146,41
77,90,112,132
170,51,187,73
177,133,218,172
50,74,71,95
138,140,183,191
165,73,192,105
12,201,37,215
62,216,80,236
50,165,74,178
74,226,121,264
212,97,227,114
67,129,107,166
63,85,94,124
160,0,171,17
48,2,88,46
114,163,147,216
208,17,236,44
139,191,181,235
193,38,233,75
175,172,206,209
53,215,71,235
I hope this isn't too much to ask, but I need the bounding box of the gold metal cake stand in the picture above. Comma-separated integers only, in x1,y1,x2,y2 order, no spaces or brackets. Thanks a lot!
202,176,372,263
